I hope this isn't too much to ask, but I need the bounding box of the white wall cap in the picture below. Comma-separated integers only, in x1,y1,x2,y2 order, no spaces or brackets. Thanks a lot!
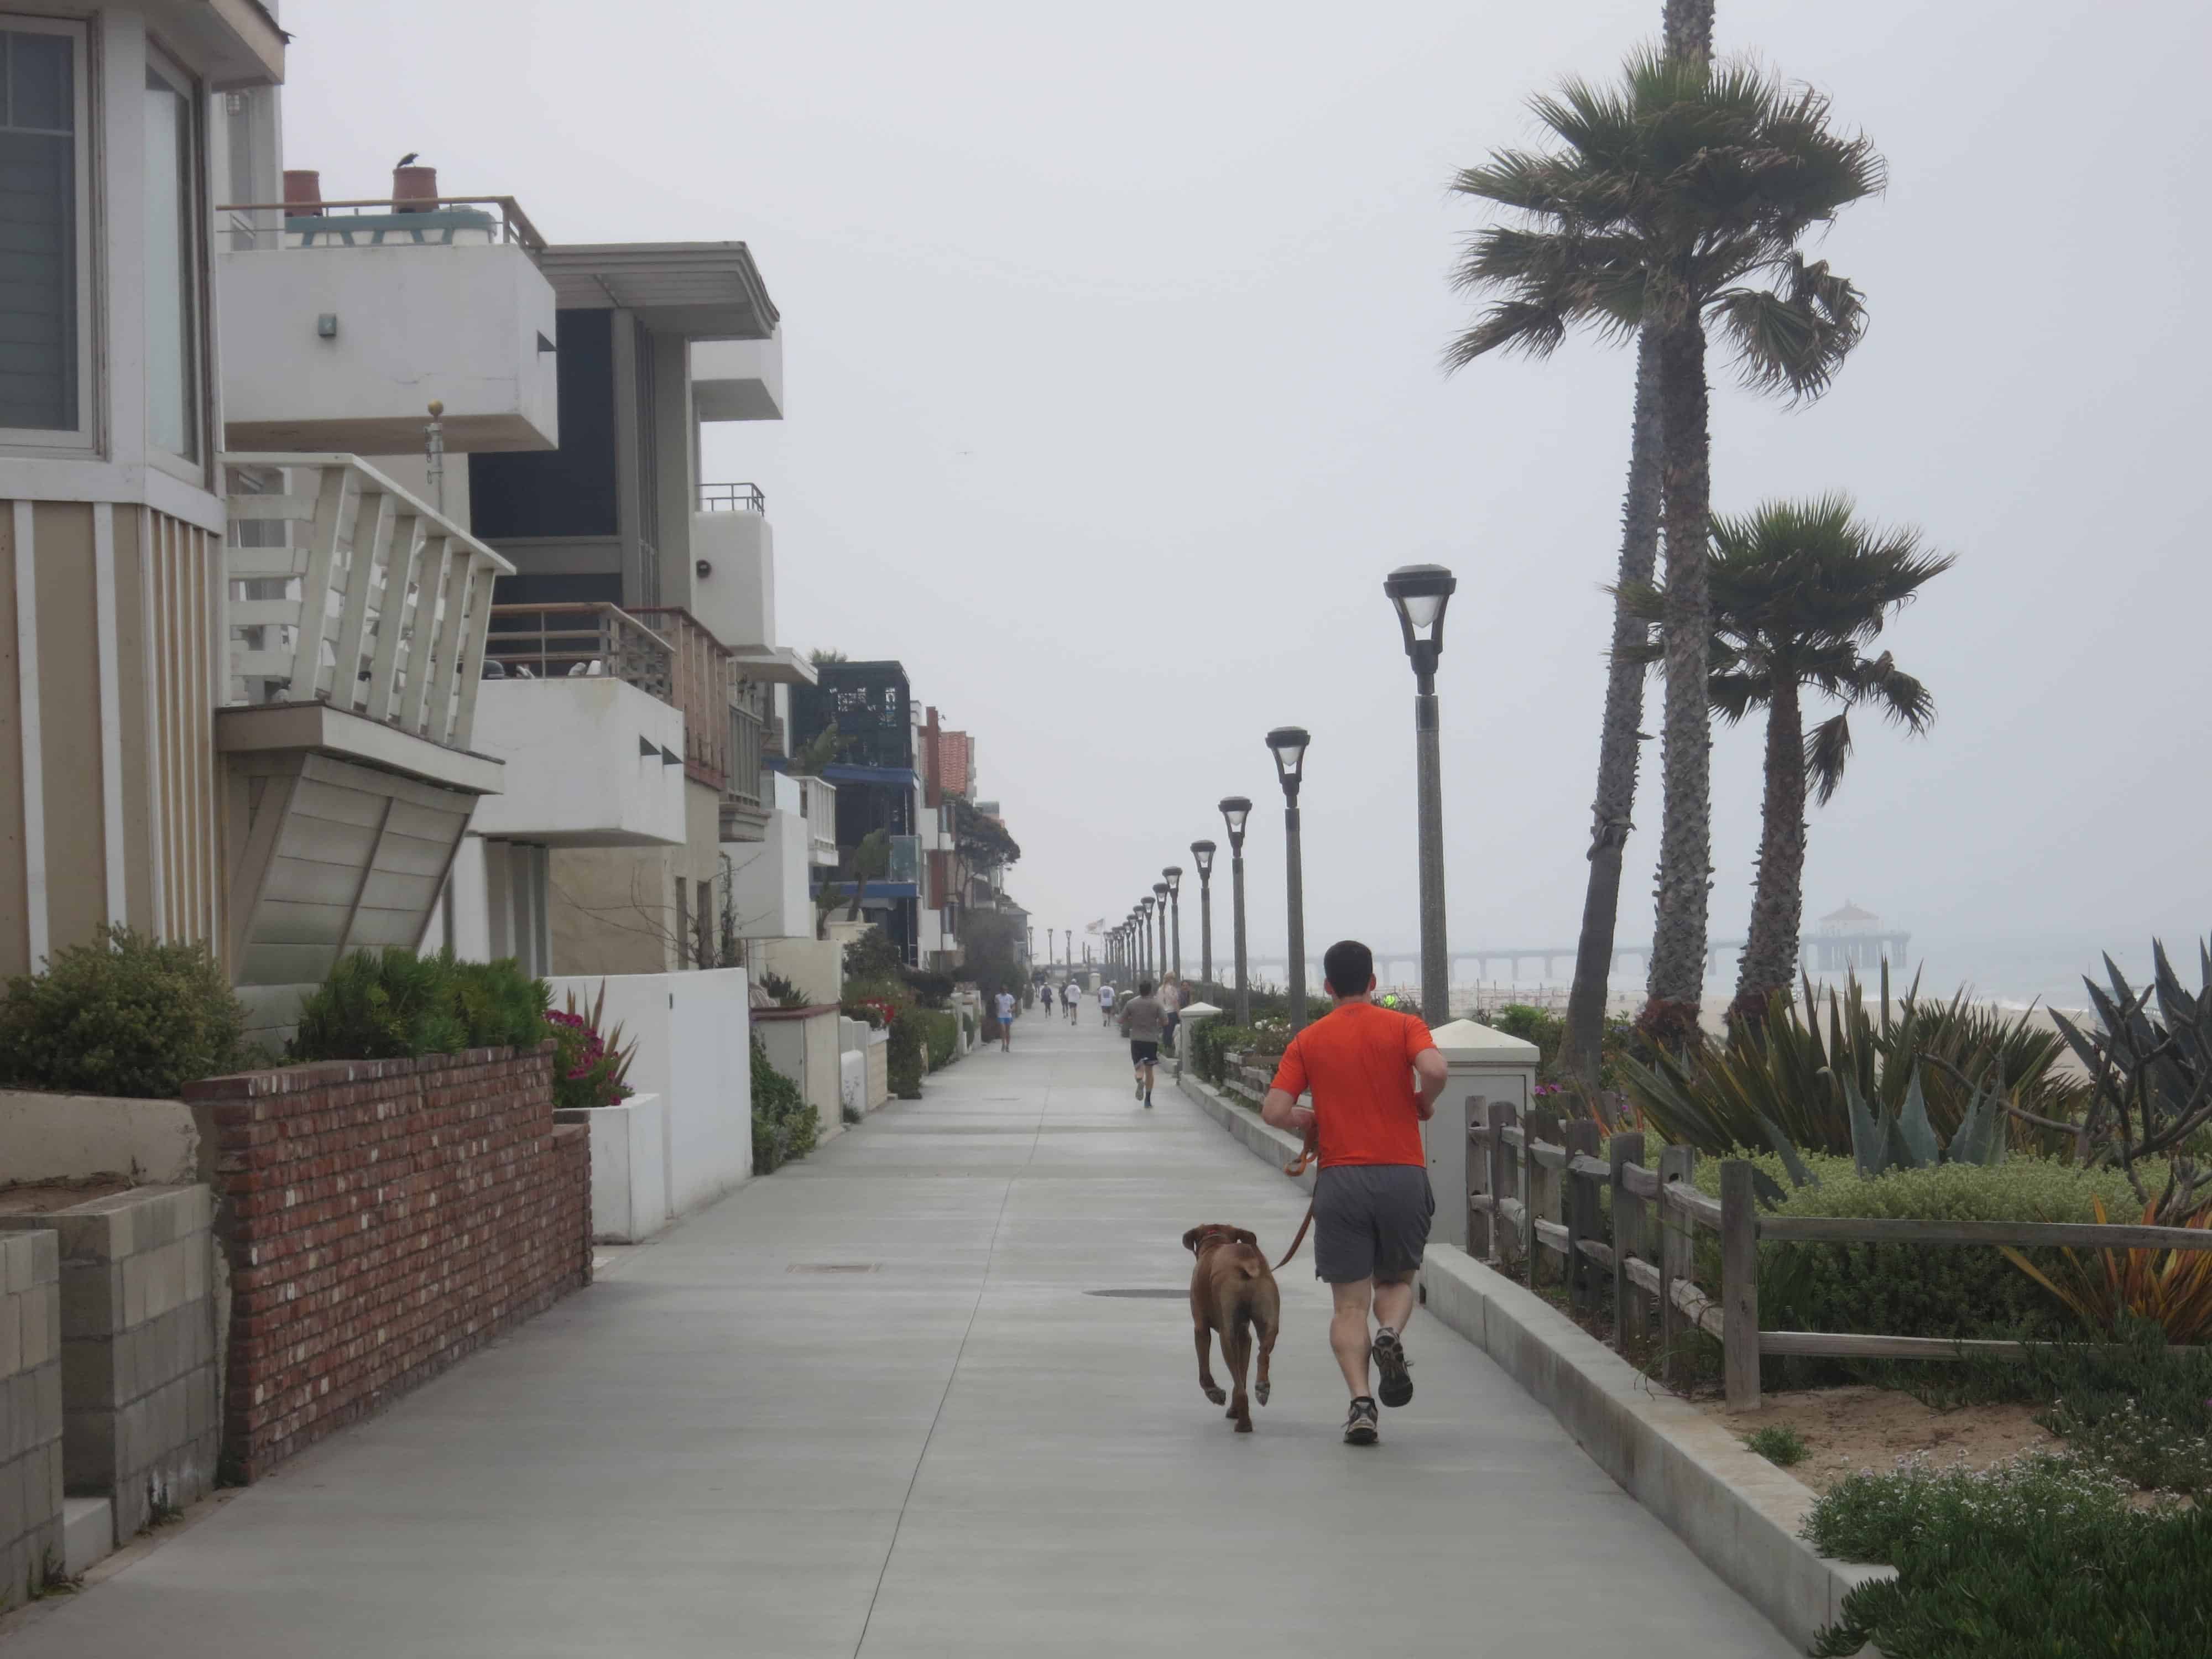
1180,1002,1223,1018
1428,1019,1542,1064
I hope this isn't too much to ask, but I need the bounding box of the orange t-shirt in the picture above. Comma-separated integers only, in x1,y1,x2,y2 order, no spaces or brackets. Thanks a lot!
1269,1000,1436,1168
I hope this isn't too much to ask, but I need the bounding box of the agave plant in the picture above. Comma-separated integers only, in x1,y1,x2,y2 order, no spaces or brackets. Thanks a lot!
1616,968,2078,1176
2049,939,2212,1218
2000,1196,2212,1345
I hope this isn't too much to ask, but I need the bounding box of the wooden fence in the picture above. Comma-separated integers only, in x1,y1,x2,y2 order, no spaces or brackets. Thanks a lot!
1468,1099,2212,1410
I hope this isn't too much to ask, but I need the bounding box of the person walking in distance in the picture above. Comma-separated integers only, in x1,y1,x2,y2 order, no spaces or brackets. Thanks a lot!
1097,980,1117,1027
1119,978,1167,1108
1159,972,1184,1059
1063,979,1081,1024
1261,940,1448,1447
993,985,1017,1053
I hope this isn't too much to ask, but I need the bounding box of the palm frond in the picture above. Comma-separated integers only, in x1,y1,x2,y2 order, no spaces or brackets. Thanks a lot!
1804,710,1854,805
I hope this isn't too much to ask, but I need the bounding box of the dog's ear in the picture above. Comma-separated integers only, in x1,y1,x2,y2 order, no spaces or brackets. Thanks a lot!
1181,1226,1207,1255
1231,1228,1259,1249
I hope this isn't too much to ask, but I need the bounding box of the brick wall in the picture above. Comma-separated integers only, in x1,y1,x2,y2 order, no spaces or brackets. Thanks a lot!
0,1229,61,1604
182,1046,591,1481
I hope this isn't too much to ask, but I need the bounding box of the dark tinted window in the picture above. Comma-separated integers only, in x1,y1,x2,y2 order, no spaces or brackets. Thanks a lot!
469,307,617,538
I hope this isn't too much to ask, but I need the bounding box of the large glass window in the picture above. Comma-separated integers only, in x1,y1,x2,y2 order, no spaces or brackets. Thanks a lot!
0,25,82,435
144,53,200,462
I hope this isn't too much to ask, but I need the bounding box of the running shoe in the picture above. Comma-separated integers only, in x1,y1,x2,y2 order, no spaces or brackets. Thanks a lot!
1135,1079,1145,1100
1371,1328,1413,1407
1343,1397,1379,1446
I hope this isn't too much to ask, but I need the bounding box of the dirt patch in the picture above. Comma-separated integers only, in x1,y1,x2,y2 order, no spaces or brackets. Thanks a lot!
0,1175,136,1216
1702,1385,2057,1493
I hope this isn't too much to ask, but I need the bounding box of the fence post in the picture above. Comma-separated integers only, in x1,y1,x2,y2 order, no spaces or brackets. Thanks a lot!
1563,1119,1601,1314
1466,1096,1490,1260
1657,1145,1697,1387
1720,1160,1760,1411
1523,1109,1559,1293
1609,1131,1646,1351
1488,1100,1518,1267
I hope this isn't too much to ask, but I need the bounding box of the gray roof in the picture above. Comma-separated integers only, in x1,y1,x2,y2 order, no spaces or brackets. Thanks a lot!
539,242,779,339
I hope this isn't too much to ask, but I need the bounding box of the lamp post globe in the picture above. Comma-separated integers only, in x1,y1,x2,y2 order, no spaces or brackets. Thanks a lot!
1190,841,1216,988
1265,728,1312,1026
1385,562,1457,1025
1218,796,1253,1026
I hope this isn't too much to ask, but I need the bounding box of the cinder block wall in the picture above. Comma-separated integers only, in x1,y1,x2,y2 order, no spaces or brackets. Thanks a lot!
0,1187,220,1543
182,1046,591,1481
0,1230,62,1604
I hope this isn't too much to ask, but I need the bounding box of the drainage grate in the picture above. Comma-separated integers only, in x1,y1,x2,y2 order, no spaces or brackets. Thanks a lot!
787,1262,878,1274
1085,1288,1188,1300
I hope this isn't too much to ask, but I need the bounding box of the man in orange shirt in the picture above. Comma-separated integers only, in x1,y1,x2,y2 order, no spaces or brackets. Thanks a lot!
1262,940,1448,1446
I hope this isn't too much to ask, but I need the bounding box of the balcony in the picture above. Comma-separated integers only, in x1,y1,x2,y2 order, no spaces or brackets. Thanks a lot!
221,453,511,790
797,775,839,865
699,482,765,514
791,661,915,774
471,604,687,848
216,196,559,455
628,608,735,795
692,331,784,422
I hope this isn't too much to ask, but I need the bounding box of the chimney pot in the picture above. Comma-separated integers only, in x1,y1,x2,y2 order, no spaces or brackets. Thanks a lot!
282,169,321,212
393,164,438,212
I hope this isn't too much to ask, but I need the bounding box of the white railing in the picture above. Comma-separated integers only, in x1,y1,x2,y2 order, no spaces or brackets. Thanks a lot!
224,454,514,752
797,774,838,864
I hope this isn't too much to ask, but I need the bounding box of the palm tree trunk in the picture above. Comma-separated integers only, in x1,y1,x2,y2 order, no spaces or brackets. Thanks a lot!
1663,0,1715,61
1733,674,1807,1018
1563,328,1663,1087
1643,314,1715,1044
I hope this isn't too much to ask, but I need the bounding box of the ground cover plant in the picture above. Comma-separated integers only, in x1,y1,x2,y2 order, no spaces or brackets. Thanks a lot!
0,926,253,1097
1743,1423,1807,1467
1805,1452,2212,1658
749,1035,816,1172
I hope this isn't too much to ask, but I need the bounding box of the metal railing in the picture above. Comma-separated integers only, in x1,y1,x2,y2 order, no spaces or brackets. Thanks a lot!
698,482,766,514
728,699,766,812
483,603,674,697
797,775,839,864
223,454,514,751
215,196,547,254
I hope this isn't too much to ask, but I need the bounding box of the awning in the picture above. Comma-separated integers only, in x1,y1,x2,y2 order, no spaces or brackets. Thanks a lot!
539,243,779,338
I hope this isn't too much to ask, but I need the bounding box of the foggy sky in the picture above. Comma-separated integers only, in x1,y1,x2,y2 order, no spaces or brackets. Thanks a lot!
282,1,2212,990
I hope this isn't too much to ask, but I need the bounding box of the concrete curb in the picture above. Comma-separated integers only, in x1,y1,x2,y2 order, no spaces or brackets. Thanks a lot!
1178,1068,1888,1656
1175,1071,1315,1194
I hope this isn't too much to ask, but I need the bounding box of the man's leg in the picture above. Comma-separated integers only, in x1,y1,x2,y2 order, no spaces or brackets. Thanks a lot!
1329,1279,1375,1398
1373,1272,1417,1339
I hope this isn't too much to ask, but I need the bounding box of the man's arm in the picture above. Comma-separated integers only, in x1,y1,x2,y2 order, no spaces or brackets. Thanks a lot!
1411,1048,1448,1122
1261,1088,1314,1138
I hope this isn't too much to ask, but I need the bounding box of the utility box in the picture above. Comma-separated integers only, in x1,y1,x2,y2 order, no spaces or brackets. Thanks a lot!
1422,1019,1541,1251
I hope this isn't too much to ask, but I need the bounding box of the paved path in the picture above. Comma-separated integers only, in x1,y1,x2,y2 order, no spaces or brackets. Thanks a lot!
7,1009,1792,1657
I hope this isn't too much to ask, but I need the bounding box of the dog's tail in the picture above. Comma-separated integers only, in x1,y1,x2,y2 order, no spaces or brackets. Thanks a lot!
1272,1202,1315,1272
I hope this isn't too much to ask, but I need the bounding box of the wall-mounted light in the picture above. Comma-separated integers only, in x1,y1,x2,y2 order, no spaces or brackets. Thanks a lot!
695,560,712,580
316,313,338,339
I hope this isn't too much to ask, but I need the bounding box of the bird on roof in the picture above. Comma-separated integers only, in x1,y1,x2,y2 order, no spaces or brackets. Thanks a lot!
397,152,420,169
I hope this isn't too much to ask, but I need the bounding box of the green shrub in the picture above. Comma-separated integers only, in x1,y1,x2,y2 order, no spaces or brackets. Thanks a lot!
887,1010,926,1099
901,967,954,1009
1755,1159,2150,1341
1479,1003,1565,1062
290,950,549,1061
1191,1021,1258,1085
1805,1453,2211,1658
0,926,251,1098
916,1013,960,1079
749,1035,816,1172
1743,1424,1807,1467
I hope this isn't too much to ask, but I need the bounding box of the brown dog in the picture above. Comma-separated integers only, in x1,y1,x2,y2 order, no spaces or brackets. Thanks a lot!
1182,1224,1282,1432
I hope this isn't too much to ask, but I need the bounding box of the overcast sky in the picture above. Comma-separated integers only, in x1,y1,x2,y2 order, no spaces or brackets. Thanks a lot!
284,1,2212,999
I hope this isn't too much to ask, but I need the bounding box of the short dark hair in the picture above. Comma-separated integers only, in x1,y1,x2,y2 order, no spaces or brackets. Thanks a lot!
1323,940,1374,998
1138,978,1155,997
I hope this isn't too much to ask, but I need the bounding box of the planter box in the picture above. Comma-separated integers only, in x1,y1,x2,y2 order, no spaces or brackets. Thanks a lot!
555,1094,669,1243
865,1031,889,1109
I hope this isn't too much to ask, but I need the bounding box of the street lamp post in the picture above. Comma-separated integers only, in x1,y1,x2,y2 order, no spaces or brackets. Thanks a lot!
1266,727,1312,1027
1162,868,1183,983
1218,798,1251,1026
1386,563,1458,1026
1151,883,1170,984
1142,896,1158,981
1190,841,1216,988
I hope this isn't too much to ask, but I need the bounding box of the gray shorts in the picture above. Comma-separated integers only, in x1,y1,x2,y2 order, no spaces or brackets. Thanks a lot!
1312,1164,1434,1284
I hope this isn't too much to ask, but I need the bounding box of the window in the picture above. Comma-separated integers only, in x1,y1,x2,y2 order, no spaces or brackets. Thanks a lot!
0,23,86,441
143,51,201,463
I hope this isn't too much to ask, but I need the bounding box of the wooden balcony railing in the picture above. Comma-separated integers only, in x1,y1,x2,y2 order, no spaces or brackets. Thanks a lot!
631,607,734,794
223,453,513,752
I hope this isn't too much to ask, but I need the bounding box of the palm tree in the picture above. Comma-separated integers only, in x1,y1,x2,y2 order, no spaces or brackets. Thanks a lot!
1448,52,1882,1048
1556,0,1709,1089
1621,497,1952,1020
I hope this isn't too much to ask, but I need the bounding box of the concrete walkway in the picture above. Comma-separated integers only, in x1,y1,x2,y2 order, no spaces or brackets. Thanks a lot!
7,1010,1793,1657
